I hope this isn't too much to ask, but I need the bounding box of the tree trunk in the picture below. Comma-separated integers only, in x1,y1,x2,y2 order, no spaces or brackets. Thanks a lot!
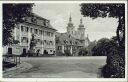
116,16,122,47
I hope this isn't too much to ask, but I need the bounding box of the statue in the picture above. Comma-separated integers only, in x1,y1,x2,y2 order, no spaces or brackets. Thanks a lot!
28,34,37,56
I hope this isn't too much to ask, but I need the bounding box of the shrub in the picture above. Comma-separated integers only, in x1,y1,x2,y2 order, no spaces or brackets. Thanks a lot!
64,50,72,56
78,48,88,56
56,51,65,56
102,51,125,78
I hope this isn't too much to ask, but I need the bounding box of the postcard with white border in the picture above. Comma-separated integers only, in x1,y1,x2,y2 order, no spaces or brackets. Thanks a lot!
0,0,127,82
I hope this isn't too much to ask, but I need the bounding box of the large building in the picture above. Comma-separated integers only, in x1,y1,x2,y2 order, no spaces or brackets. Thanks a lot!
3,13,57,55
66,15,90,47
55,15,90,56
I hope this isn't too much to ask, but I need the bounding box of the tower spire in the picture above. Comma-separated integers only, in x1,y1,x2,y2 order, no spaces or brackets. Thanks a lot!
69,13,72,22
79,17,84,28
80,18,83,24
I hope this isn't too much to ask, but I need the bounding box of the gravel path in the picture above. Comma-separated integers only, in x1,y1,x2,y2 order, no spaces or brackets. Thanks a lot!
11,56,107,78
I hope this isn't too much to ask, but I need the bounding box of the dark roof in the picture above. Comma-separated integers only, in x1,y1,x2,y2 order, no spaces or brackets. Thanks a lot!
31,13,48,21
56,33,84,46
48,24,57,31
23,13,57,31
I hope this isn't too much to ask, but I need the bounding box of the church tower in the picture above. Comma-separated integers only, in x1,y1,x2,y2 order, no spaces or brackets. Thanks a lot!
78,18,85,40
67,14,75,35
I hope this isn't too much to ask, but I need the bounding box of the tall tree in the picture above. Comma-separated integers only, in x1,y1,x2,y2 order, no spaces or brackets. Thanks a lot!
92,38,110,56
3,3,34,46
80,3,125,49
80,3,125,78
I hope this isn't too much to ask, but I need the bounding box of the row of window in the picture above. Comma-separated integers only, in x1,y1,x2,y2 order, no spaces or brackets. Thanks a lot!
57,46,78,50
21,37,54,45
21,25,54,37
56,39,78,45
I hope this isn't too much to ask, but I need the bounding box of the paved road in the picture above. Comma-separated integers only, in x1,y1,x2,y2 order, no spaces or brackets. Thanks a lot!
12,56,106,78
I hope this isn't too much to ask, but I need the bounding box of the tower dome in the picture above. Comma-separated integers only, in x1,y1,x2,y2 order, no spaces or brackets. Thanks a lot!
68,14,74,27
79,18,84,28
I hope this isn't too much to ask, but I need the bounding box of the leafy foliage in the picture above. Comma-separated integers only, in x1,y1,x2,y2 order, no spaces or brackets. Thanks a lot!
87,40,97,56
102,51,125,78
92,38,108,56
92,38,118,56
3,3,34,46
80,4,125,18
92,37,125,77
78,48,88,56
64,50,72,56
80,3,125,48
13,40,20,44
80,3,125,78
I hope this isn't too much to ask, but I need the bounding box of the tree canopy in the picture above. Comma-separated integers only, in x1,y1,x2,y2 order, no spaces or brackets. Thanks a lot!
92,37,119,56
3,3,34,46
80,3,125,77
80,3,125,48
80,4,125,18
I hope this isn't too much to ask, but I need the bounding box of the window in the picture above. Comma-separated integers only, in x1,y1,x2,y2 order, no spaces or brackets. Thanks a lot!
30,28,33,33
47,32,50,36
47,41,49,45
31,17,37,23
75,42,78,45
37,39,40,42
42,31,44,35
44,31,46,36
35,29,38,34
50,41,53,45
44,21,46,26
51,33,53,37
40,40,43,44
21,37,28,43
70,41,72,44
21,26,23,31
48,32,50,36
26,27,29,32
64,46,66,50
37,39,40,44
58,46,62,50
64,39,68,44
46,31,48,36
39,30,42,35
44,40,46,45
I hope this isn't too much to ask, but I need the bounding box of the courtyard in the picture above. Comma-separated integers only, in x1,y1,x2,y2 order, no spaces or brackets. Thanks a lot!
8,56,107,78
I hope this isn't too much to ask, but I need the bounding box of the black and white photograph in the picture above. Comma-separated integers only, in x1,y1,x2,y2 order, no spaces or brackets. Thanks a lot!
1,1,127,80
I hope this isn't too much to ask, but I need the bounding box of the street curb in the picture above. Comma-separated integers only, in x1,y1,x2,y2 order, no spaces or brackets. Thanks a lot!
3,62,33,78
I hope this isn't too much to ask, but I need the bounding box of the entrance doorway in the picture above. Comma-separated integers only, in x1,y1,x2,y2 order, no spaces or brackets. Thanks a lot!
23,48,26,54
8,48,12,54
43,50,48,54
22,48,27,57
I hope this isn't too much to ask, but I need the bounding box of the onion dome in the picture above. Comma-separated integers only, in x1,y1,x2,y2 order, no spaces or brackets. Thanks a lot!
79,18,84,28
68,14,74,27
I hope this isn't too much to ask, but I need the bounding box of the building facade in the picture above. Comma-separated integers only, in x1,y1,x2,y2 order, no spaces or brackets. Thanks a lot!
55,15,90,56
66,15,90,47
3,13,57,55
56,33,84,56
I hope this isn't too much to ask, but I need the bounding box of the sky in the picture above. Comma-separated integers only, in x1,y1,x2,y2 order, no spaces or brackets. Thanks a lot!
33,3,118,41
